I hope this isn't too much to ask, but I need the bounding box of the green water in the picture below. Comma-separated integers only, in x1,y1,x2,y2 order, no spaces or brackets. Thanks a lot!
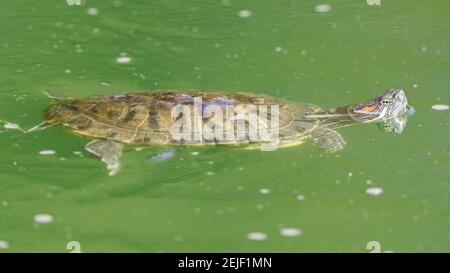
0,0,449,252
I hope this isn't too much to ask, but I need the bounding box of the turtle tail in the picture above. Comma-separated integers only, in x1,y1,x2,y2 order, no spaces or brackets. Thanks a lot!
0,119,52,133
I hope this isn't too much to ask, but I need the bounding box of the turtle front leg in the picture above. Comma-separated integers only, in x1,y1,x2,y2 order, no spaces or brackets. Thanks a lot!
311,128,346,153
85,140,123,176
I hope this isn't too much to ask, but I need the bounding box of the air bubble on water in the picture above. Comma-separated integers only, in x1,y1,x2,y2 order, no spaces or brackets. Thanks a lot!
274,46,283,53
39,150,56,155
206,171,215,176
116,56,131,64
314,4,331,13
100,81,111,86
238,10,252,18
247,232,267,241
191,151,199,156
0,241,9,249
431,104,449,111
296,195,305,201
412,84,418,88
348,172,353,177
366,180,373,185
3,123,20,130
73,151,82,155
34,214,54,224
366,187,383,196
280,228,302,237
208,161,214,164
87,7,99,16
259,188,270,194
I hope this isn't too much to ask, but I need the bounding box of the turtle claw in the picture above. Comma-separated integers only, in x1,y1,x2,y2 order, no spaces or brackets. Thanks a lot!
85,140,123,176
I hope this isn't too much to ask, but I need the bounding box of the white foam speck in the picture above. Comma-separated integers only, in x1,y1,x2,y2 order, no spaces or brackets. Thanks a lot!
280,228,302,237
87,7,99,16
191,151,199,156
34,214,54,224
73,151,82,155
432,104,449,111
206,171,215,176
3,123,20,130
412,84,418,88
259,188,270,194
116,56,131,64
238,10,252,18
366,187,383,196
314,4,331,13
247,232,267,241
274,46,283,53
39,150,56,155
348,172,353,177
173,235,183,242
296,195,305,201
0,240,9,249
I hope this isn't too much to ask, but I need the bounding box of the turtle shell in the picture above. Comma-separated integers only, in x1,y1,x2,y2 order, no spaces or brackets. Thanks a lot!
44,91,321,146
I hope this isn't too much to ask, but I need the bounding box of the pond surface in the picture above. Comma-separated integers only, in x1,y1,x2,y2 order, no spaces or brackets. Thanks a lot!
0,0,449,252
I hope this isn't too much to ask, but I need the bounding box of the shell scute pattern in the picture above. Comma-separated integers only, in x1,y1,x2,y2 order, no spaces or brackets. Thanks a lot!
44,91,321,145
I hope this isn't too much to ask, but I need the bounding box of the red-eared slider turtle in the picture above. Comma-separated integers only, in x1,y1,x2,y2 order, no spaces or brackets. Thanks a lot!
2,89,412,175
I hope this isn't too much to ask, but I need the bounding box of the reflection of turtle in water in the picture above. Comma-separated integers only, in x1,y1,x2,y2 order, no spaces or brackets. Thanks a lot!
3,89,412,175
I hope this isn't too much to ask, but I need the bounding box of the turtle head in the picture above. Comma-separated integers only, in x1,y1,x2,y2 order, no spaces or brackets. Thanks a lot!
351,89,409,122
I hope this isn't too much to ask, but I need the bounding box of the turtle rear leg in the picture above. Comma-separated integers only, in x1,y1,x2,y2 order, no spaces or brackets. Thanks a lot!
85,140,123,176
26,121,53,132
311,127,346,153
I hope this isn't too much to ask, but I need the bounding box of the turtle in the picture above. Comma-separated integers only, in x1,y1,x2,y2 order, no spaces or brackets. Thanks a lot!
1,88,412,175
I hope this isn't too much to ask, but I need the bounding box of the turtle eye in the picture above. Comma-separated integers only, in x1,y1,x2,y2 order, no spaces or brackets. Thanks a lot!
381,98,392,106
